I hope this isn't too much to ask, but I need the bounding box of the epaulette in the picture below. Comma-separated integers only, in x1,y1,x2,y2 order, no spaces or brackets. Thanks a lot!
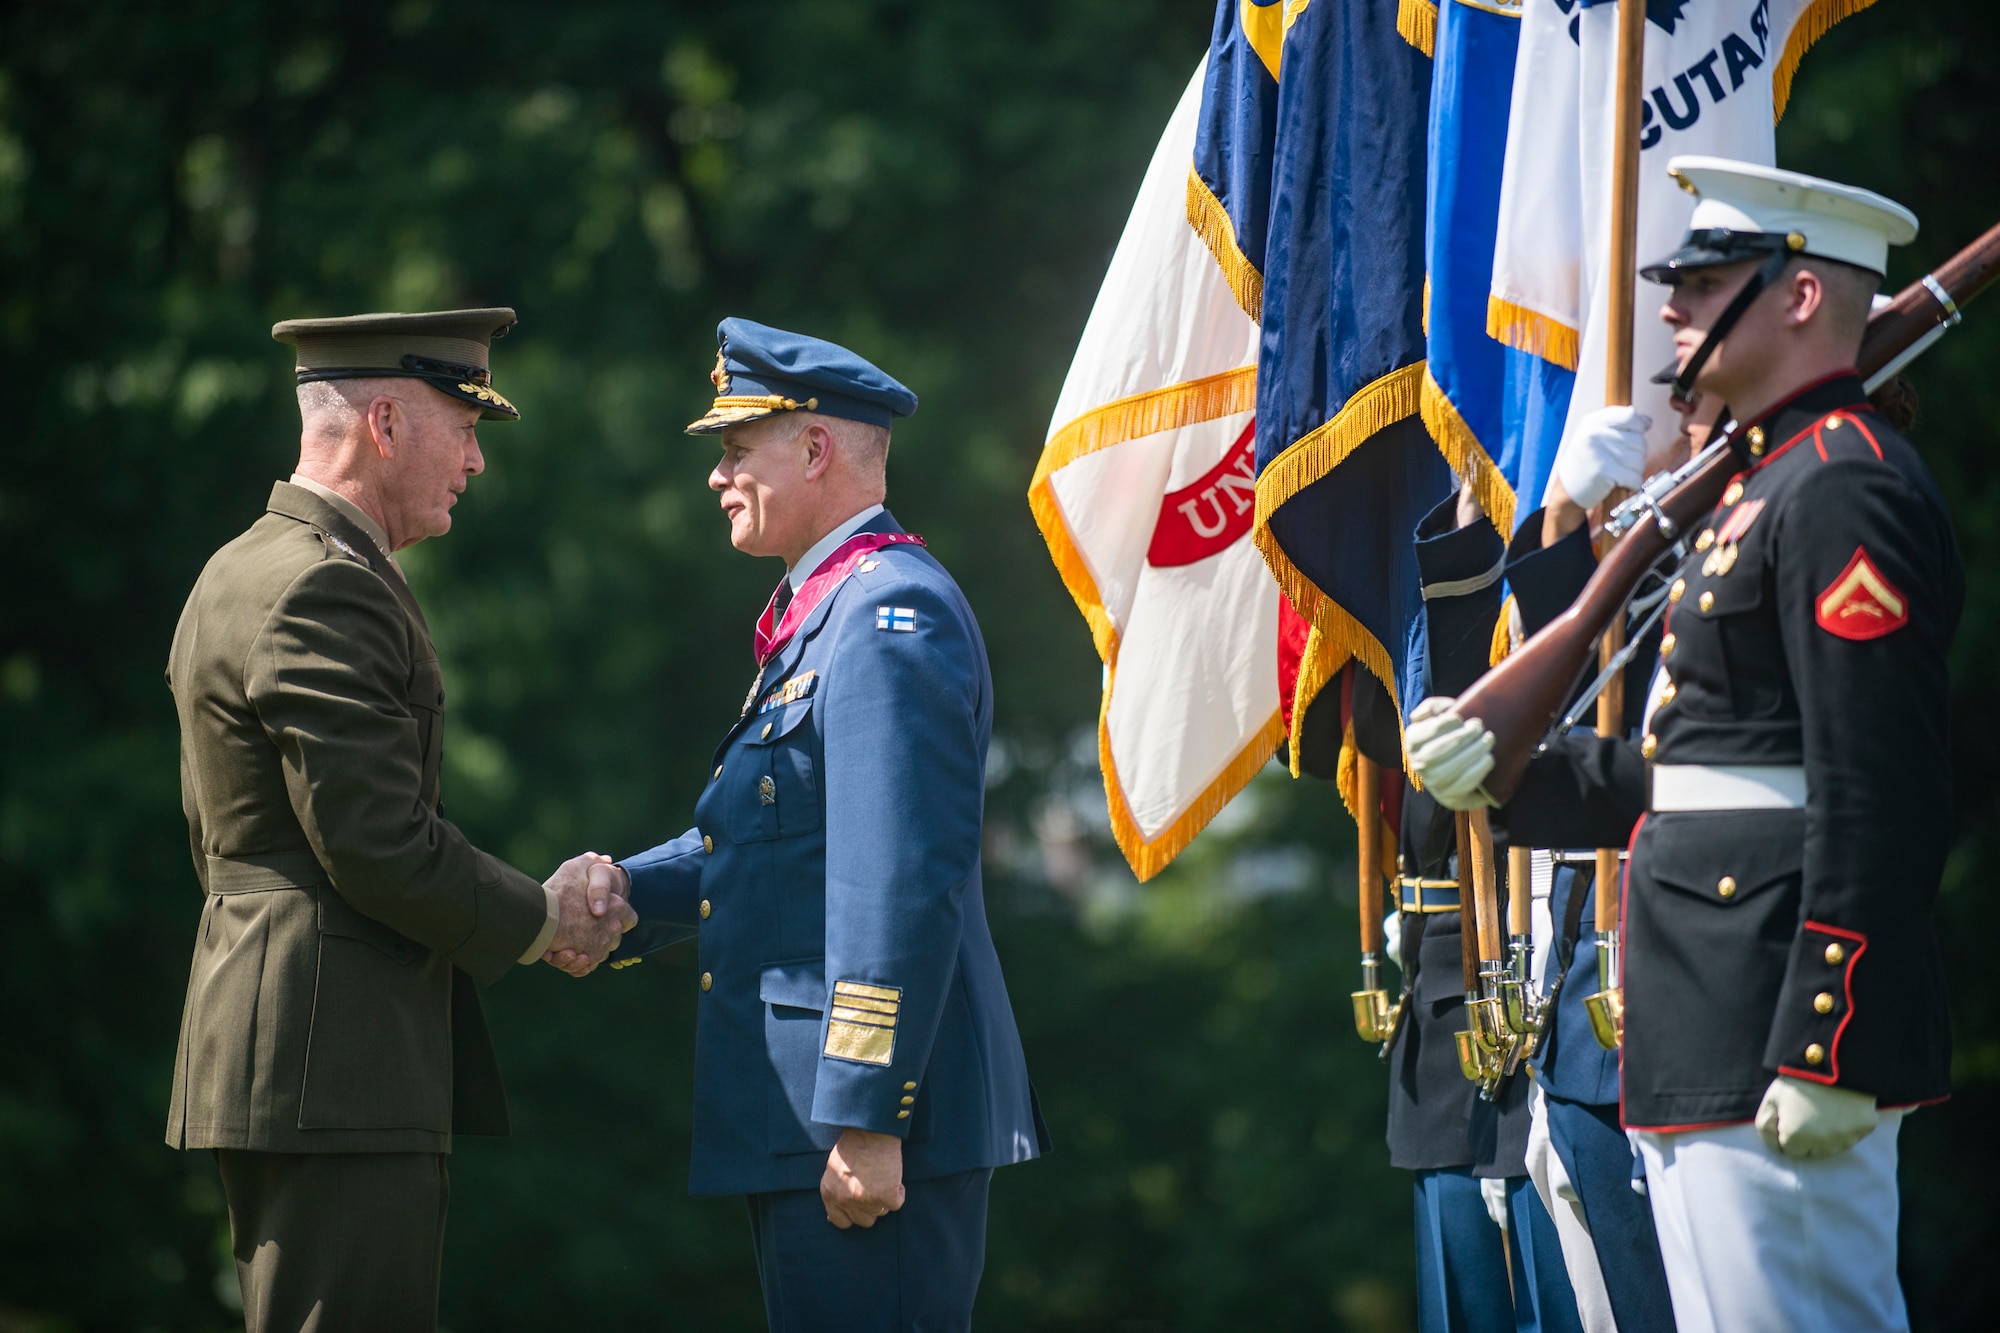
1806,407,1886,465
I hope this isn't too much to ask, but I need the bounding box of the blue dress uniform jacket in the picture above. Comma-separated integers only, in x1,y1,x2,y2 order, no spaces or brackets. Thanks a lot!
1509,373,1961,1130
616,511,1047,1197
1391,499,1580,1333
1384,499,1514,1175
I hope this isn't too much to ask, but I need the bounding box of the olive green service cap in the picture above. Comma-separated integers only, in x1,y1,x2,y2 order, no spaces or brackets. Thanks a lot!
271,307,521,420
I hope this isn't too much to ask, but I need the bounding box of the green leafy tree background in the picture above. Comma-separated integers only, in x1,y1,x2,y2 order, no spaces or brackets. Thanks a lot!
0,2,1993,1328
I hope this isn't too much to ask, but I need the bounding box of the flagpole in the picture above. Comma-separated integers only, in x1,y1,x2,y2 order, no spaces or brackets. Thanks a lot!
1589,0,1647,1045
1351,753,1395,1042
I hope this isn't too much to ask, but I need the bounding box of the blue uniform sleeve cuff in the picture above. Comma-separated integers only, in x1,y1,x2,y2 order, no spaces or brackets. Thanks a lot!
1413,495,1506,589
1506,513,1598,638
615,831,707,959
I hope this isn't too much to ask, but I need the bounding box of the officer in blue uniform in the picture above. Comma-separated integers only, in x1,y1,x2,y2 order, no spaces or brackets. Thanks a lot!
575,320,1048,1331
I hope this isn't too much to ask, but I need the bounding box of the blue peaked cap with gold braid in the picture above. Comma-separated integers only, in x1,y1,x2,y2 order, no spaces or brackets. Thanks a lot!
687,318,919,435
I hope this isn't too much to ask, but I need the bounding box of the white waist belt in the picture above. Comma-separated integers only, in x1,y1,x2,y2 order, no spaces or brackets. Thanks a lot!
1650,763,1807,812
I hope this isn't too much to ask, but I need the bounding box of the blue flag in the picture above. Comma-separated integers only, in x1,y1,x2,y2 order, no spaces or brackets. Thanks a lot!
1421,0,1535,540
1187,0,1281,325
1192,0,1447,736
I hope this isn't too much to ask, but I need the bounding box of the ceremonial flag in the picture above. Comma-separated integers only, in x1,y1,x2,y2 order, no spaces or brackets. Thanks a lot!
1030,61,1277,882
1491,0,1876,475
1414,0,1531,541
1486,0,1584,531
1192,0,1449,764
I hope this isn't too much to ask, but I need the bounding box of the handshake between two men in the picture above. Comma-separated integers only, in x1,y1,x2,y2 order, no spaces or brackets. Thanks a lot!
540,853,637,974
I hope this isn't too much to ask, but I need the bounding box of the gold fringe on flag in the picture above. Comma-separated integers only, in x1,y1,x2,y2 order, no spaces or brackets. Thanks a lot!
1031,364,1275,881
1254,362,1427,522
1186,167,1265,325
1029,365,1258,663
1486,295,1580,371
1774,0,1876,122
1397,0,1439,58
1490,592,1519,667
1102,699,1286,882
1287,625,1350,778
1420,366,1519,539
1251,362,1426,783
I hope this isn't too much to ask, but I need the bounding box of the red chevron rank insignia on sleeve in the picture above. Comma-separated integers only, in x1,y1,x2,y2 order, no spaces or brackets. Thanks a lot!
1816,547,1908,640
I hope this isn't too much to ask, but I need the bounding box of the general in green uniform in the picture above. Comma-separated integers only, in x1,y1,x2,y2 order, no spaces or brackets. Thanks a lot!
164,309,630,1331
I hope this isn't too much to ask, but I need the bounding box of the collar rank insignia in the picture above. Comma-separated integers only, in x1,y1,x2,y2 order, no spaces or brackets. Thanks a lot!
757,669,818,714
321,532,363,562
1816,547,1908,641
876,605,917,632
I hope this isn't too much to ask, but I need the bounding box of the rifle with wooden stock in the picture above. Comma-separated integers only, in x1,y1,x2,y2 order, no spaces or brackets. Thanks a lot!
1453,218,2000,805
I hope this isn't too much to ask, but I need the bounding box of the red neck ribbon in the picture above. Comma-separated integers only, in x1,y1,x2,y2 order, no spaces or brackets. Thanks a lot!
753,531,925,665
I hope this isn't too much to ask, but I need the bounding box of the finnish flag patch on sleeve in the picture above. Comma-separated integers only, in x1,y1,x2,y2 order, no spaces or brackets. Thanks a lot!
875,605,917,632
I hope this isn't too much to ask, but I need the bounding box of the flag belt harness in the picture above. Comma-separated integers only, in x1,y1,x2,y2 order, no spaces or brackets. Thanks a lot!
1650,763,1808,812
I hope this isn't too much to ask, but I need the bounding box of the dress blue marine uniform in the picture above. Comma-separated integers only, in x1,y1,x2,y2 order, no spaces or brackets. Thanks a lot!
611,321,1047,1331
1385,497,1581,1333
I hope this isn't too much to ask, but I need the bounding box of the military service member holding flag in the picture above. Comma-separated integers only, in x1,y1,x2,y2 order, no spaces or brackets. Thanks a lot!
1411,160,1958,1331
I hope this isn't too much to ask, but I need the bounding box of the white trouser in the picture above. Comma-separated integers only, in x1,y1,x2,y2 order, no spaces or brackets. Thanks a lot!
1525,1082,1618,1333
1636,1114,1910,1333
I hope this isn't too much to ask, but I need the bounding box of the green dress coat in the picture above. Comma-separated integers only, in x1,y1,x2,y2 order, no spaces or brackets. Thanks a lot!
165,482,547,1155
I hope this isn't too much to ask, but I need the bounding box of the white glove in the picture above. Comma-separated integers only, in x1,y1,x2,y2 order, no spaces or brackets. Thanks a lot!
1382,911,1403,970
1406,697,1495,810
1554,405,1652,510
1754,1075,1880,1159
1480,1175,1510,1232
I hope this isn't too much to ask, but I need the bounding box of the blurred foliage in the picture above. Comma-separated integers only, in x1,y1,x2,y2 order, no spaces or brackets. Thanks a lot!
0,0,1994,1329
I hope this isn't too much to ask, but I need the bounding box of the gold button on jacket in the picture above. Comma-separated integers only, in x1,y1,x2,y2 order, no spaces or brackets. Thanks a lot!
700,972,713,991
1814,991,1835,1014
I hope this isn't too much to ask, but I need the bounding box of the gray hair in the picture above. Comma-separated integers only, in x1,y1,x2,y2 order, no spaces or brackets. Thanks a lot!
296,377,375,423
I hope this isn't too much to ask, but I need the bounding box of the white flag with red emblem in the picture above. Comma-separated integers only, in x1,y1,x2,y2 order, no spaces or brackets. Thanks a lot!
1029,59,1288,882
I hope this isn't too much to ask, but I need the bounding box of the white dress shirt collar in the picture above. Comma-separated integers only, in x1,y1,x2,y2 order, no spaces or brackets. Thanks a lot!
788,503,884,591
